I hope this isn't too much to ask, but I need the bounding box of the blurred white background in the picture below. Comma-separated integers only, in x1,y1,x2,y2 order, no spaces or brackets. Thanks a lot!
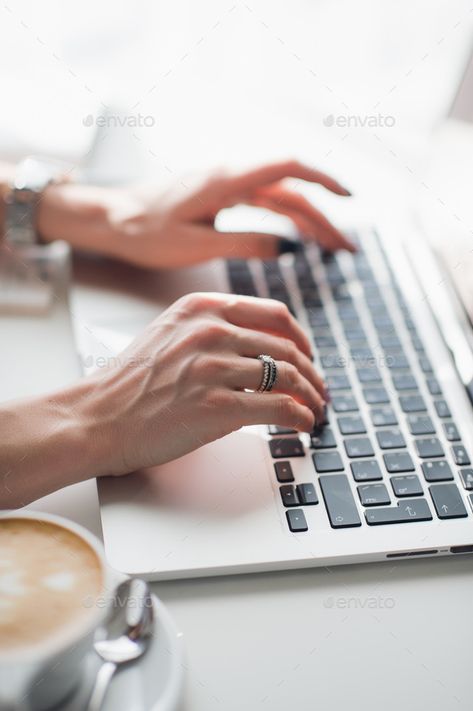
0,0,472,181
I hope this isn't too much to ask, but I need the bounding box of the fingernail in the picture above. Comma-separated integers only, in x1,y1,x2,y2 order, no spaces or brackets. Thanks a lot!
278,238,303,255
342,187,352,196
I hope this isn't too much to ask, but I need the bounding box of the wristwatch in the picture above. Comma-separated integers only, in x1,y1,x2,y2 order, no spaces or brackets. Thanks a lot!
4,156,74,245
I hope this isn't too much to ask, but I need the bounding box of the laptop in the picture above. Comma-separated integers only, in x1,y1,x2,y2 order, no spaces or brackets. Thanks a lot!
96,46,473,578
4,52,473,581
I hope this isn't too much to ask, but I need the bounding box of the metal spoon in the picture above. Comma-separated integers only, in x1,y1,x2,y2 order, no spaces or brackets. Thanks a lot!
87,578,154,711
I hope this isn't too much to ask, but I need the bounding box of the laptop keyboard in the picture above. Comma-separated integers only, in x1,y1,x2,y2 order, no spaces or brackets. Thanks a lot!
226,231,472,534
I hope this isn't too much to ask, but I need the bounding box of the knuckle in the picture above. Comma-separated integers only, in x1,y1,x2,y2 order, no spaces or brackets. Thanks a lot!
177,292,222,315
177,292,205,314
202,320,231,344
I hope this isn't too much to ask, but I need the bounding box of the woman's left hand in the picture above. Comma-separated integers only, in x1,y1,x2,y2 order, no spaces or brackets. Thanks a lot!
37,160,355,268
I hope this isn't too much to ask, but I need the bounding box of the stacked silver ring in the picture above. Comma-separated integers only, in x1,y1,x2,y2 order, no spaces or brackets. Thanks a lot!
257,354,278,392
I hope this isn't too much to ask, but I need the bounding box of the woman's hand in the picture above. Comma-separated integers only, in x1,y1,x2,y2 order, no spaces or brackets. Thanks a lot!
91,292,328,473
0,293,328,507
37,160,354,268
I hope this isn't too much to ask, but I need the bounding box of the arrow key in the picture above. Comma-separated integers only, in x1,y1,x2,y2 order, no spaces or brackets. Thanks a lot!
430,483,468,519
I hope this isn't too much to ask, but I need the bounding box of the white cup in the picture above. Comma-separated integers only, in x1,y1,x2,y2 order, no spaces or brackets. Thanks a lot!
0,511,112,711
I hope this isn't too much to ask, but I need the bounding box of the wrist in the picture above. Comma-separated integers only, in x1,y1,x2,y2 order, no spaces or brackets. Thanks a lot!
36,182,119,254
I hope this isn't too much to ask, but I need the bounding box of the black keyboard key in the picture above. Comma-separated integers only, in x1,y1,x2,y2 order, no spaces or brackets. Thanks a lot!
326,374,351,391
356,367,382,384
426,377,442,396
313,451,344,472
407,415,435,436
286,508,308,532
344,437,374,458
430,484,467,519
371,406,398,427
365,498,432,525
419,355,433,373
363,387,390,405
434,400,451,418
376,429,406,449
411,335,425,352
391,475,423,497
346,333,368,348
358,483,390,506
270,438,305,458
268,425,296,435
280,485,299,507
337,303,358,320
319,474,361,528
351,460,383,482
332,394,358,412
331,285,352,302
350,346,374,363
314,333,337,349
379,333,402,350
452,444,471,466
392,373,418,391
372,315,394,332
400,394,427,413
459,468,473,490
321,352,345,369
274,461,295,483
443,422,460,442
421,460,453,482
386,353,409,370
296,483,319,505
338,415,366,435
307,308,329,327
310,428,336,449
384,452,415,473
415,437,444,459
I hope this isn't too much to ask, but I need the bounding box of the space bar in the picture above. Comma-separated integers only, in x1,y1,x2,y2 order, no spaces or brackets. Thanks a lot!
319,475,361,528
365,499,432,525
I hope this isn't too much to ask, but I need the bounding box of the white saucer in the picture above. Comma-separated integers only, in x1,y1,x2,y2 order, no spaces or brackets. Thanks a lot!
62,594,185,711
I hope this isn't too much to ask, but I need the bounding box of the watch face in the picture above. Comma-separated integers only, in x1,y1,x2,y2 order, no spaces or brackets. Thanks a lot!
14,157,70,192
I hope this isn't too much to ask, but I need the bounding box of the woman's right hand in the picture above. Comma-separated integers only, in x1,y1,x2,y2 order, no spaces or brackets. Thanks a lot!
90,292,328,476
0,292,329,508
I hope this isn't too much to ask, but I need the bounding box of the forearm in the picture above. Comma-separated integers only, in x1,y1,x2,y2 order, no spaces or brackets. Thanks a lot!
0,378,112,509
